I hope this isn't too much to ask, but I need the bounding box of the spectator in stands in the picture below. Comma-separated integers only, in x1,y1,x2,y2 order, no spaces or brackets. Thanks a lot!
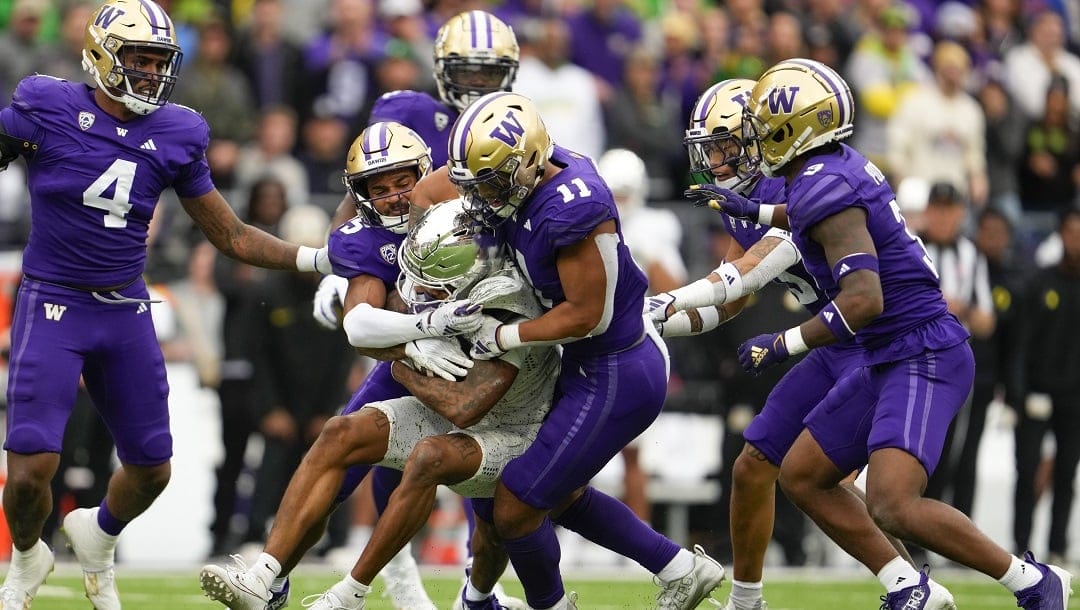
965,208,1026,519
0,0,50,104
230,0,308,113
208,178,289,556
303,0,388,127
1004,10,1080,121
242,205,354,550
979,73,1027,224
765,11,806,67
799,0,860,66
888,41,988,208
1012,206,1080,567
35,1,95,82
375,0,435,92
233,105,310,209
846,2,931,172
603,46,686,201
514,15,606,159
566,0,643,101
978,0,1025,59
1018,76,1080,239
173,15,257,192
298,113,350,206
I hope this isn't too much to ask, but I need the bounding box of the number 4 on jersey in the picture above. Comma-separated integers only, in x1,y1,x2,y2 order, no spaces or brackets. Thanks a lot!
83,159,136,228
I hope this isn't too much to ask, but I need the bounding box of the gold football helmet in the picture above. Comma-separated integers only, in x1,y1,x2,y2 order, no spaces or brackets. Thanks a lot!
743,58,855,177
447,92,552,227
83,0,183,116
343,121,433,234
398,198,501,310
434,10,520,112
685,79,759,193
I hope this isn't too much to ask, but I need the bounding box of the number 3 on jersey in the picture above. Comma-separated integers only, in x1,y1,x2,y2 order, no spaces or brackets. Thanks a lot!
83,159,136,228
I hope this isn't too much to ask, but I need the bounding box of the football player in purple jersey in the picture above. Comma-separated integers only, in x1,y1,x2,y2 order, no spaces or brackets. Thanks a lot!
201,121,464,610
324,9,520,232
0,1,333,608
446,91,725,610
704,58,1072,610
646,79,950,610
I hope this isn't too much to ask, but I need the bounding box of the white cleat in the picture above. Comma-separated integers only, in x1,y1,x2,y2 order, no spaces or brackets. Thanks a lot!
61,508,120,610
927,579,957,610
380,545,436,610
300,591,364,610
0,540,55,610
654,545,726,610
199,555,271,610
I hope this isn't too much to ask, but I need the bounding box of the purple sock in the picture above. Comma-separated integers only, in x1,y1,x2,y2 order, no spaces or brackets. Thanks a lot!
97,499,128,536
503,518,564,609
371,466,402,516
333,464,372,504
462,498,476,560
554,486,679,574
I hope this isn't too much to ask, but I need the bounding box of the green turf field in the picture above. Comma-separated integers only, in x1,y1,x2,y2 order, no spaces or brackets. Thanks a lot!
27,569,1065,609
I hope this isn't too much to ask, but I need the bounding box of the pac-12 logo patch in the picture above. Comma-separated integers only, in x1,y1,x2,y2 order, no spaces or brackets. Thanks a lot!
380,243,397,265
435,112,450,131
78,111,95,131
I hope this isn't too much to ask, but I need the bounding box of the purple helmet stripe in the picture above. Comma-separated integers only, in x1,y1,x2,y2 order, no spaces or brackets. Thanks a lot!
470,10,479,48
786,58,847,126
481,11,493,48
139,0,172,36
695,84,722,124
453,92,510,161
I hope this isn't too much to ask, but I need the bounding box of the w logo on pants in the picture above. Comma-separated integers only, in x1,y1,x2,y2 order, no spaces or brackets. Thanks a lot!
43,303,67,321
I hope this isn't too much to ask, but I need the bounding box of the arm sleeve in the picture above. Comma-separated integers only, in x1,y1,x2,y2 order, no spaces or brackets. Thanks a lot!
342,302,427,348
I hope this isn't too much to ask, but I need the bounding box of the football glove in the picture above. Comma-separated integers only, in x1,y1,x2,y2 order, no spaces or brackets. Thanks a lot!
468,316,506,360
684,184,761,221
405,338,474,381
419,298,484,337
737,332,790,376
643,292,676,323
312,274,349,330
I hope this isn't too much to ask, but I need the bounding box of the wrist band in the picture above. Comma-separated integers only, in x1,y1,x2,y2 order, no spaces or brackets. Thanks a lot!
783,327,809,355
758,204,776,226
296,245,319,272
817,300,855,341
497,324,521,351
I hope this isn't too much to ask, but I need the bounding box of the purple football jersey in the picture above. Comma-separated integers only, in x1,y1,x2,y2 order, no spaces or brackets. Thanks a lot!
369,90,457,168
0,76,213,288
327,216,404,287
784,144,969,363
497,145,648,358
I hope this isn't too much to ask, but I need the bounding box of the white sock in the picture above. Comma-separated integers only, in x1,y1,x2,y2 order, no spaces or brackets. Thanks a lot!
7,540,49,584
252,553,282,590
877,557,921,593
466,578,492,601
656,548,695,582
729,580,763,608
329,574,371,603
999,555,1043,592
386,542,415,570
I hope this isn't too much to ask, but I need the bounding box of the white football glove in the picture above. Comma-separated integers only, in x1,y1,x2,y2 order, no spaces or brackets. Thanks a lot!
419,298,484,336
313,274,349,330
642,292,676,323
405,338,474,381
468,316,506,360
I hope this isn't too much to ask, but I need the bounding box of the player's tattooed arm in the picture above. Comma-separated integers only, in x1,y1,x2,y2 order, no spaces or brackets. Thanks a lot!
408,166,458,227
354,344,407,362
182,189,302,270
391,358,517,428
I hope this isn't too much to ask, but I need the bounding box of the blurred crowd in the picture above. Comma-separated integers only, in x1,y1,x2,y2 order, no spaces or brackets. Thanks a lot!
2,0,1080,569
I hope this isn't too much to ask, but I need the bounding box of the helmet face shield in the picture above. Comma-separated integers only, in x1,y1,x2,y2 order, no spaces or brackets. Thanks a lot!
455,159,522,227
442,59,517,106
113,42,182,108
398,198,501,311
685,129,753,186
